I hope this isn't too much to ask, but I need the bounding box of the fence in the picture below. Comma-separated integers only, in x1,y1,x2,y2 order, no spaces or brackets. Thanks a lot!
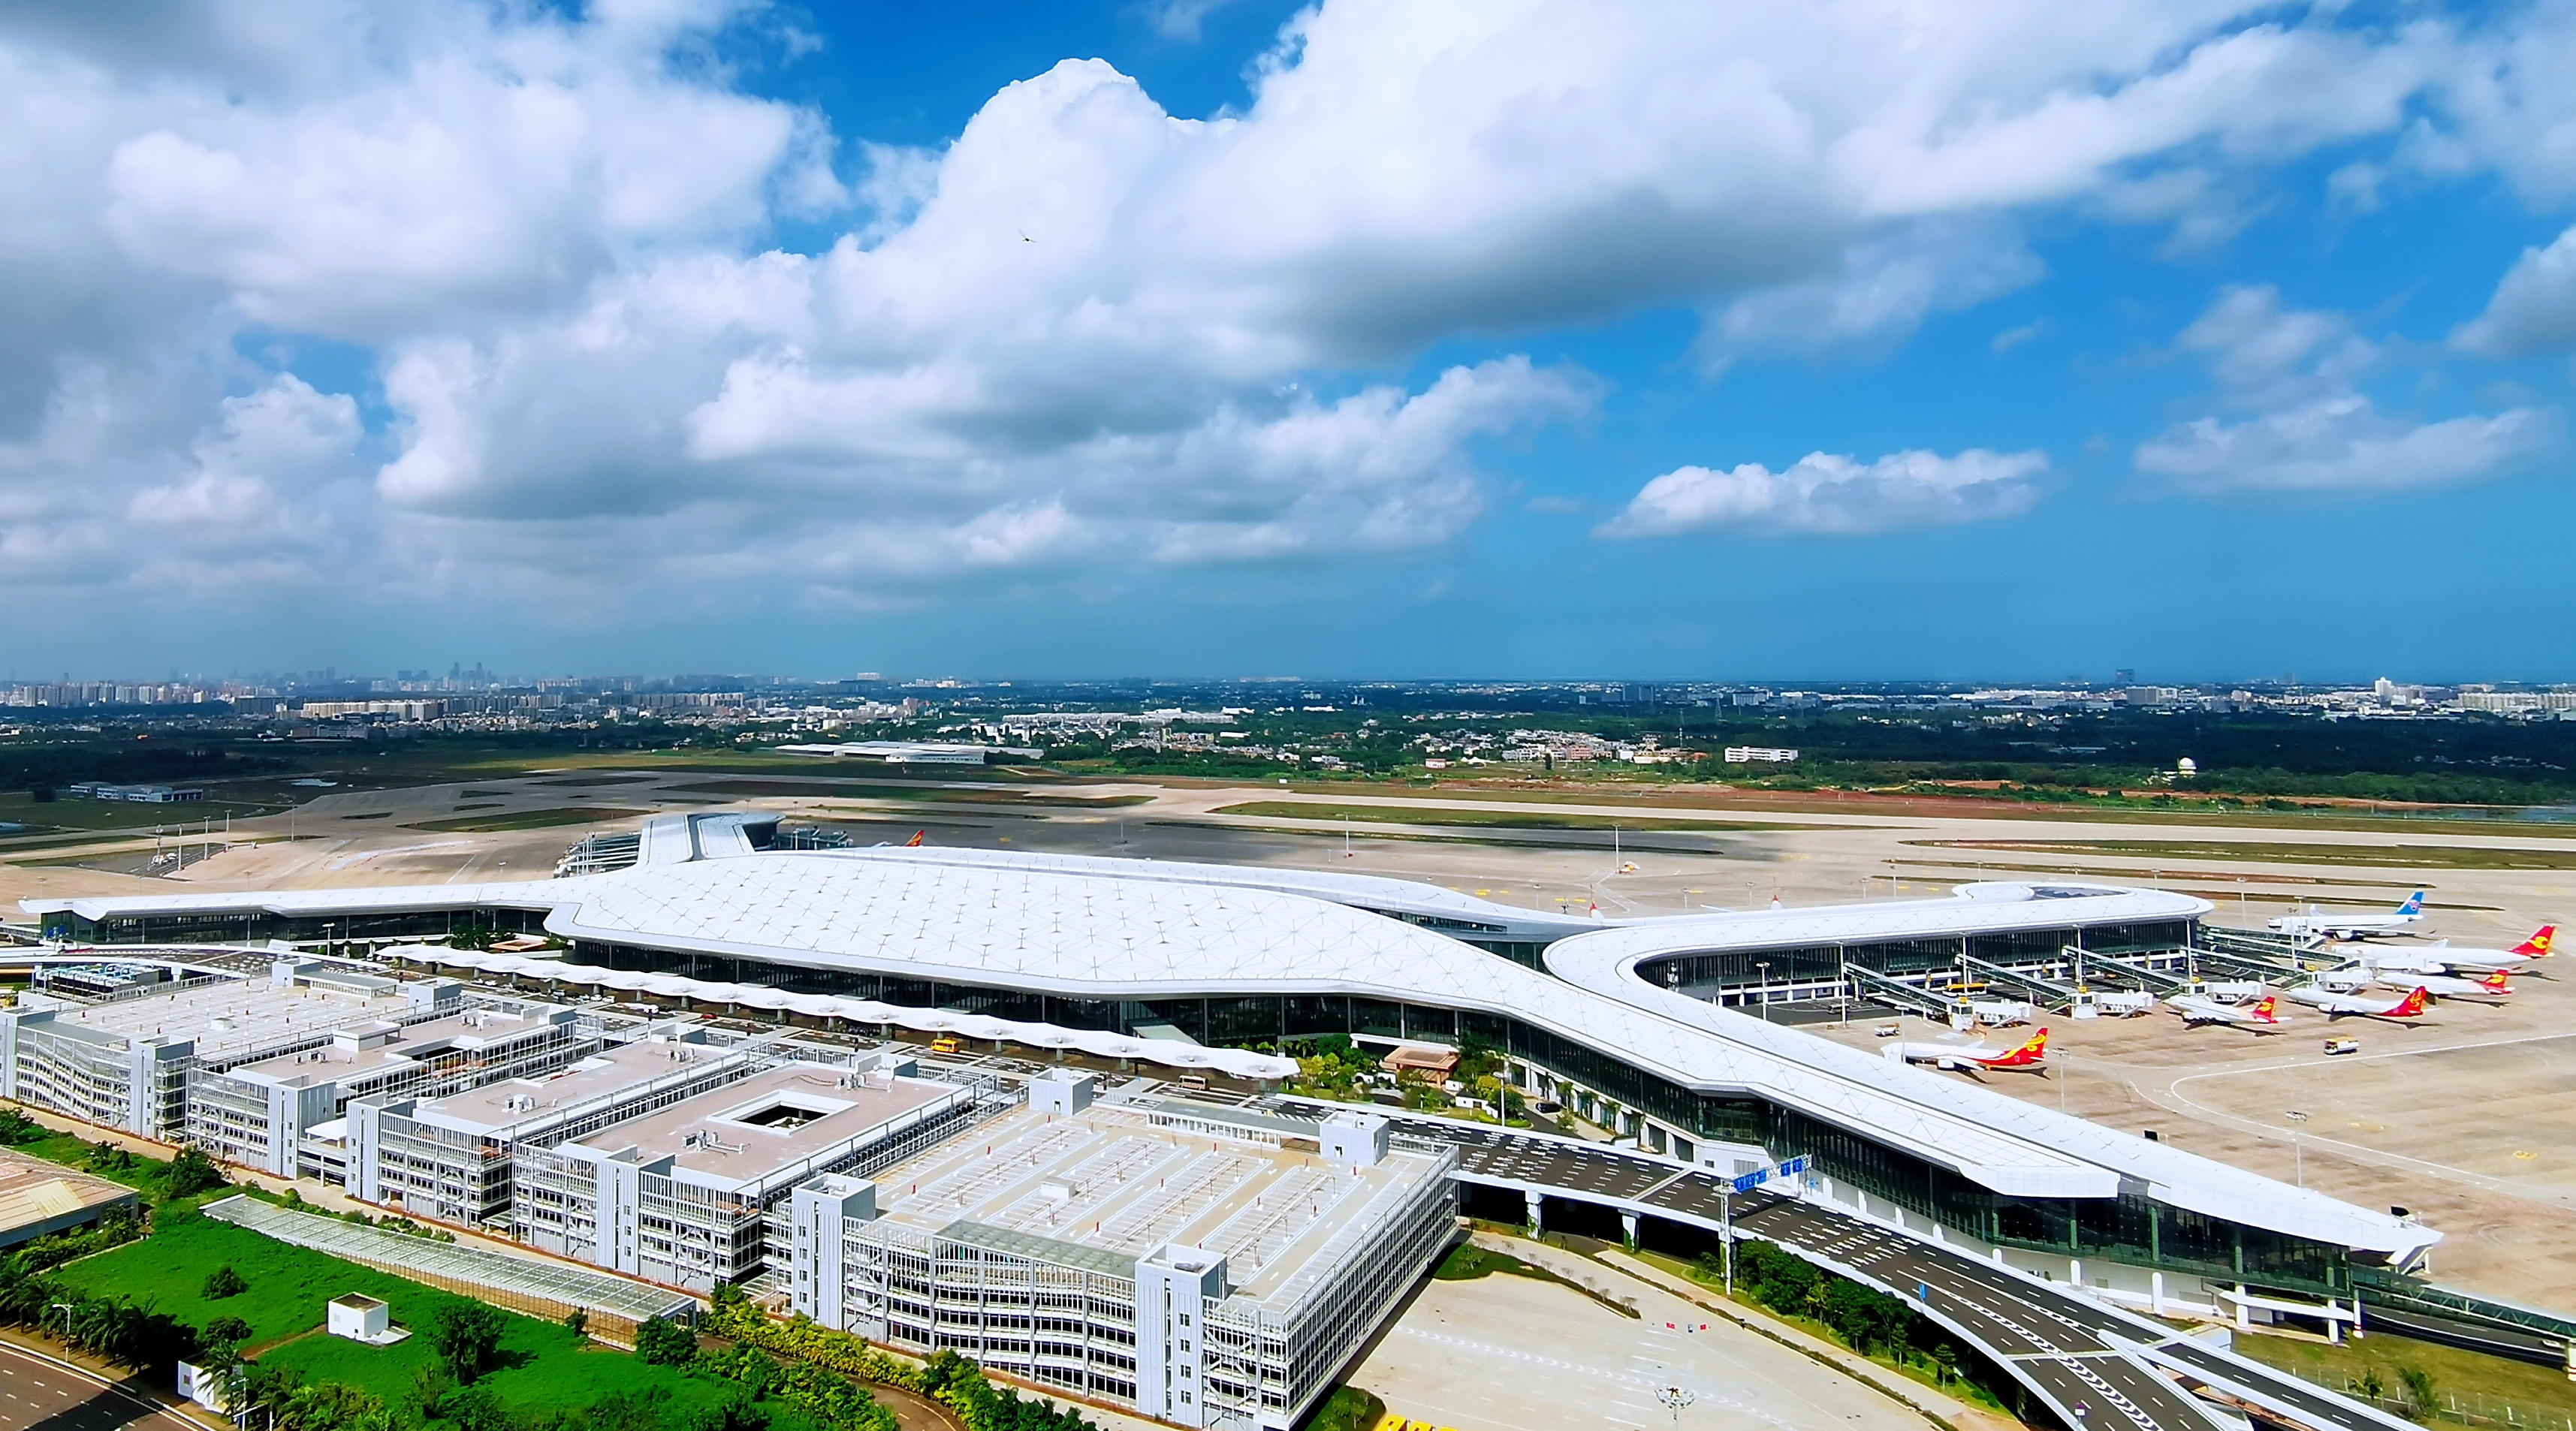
2271,1361,2576,1431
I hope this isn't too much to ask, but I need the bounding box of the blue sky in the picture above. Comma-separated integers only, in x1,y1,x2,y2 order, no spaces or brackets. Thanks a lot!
6,1,2575,682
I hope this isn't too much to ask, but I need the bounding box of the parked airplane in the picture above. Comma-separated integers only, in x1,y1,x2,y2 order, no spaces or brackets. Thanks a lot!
2167,992,2285,1029
2282,984,2433,1022
2369,926,2554,976
2269,891,2426,940
1884,1029,2050,1075
2358,966,2512,1001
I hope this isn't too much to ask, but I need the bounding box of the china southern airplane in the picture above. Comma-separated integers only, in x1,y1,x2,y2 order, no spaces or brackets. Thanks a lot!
2166,991,2285,1029
2269,890,2425,940
2282,984,2433,1023
1884,1029,2050,1076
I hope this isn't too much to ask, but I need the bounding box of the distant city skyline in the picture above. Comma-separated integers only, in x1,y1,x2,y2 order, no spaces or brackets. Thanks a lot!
6,3,2574,676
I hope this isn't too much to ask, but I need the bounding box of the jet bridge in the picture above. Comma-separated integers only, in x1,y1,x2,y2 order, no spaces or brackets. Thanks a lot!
1844,963,1961,1020
1958,951,2083,1011
2197,926,2323,976
2082,952,2198,996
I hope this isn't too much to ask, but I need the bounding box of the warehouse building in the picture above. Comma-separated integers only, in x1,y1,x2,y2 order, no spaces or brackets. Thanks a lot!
511,1052,981,1291
802,1073,1455,1429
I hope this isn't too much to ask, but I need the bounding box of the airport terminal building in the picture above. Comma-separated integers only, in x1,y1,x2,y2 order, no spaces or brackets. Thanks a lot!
23,829,2442,1405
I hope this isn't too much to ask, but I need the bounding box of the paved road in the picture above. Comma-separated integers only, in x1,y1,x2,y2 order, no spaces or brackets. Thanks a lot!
0,1342,207,1431
1284,1103,2414,1431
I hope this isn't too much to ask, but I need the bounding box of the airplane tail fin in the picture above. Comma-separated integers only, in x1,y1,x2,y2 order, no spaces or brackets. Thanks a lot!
2512,925,2554,957
904,830,925,847
2478,969,2511,990
2250,994,2279,1022
1994,1029,2048,1065
2391,987,2431,1017
2397,890,2426,916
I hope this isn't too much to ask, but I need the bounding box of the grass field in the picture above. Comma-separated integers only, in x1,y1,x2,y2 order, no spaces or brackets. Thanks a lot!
14,1131,160,1189
2228,1327,2576,1423
1213,801,1779,833
1922,838,2576,871
674,779,1148,808
56,1214,765,1423
405,806,647,832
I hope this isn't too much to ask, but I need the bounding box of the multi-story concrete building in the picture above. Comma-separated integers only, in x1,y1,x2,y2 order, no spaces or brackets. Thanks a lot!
346,1032,754,1227
511,1053,980,1291
807,1077,1455,1430
0,962,456,1139
189,999,589,1176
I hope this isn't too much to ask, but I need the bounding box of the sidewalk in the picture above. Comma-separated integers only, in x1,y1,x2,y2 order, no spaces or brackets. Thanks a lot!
1467,1230,2025,1431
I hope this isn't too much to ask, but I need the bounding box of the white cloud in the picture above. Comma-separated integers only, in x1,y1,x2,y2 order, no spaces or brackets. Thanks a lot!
1700,221,2044,371
5,0,2574,625
1597,449,2051,539
2452,222,2576,358
2137,287,2559,495
2135,396,2556,494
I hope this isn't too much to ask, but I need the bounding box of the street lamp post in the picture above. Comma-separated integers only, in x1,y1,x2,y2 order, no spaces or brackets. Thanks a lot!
2286,1110,2310,1187
1755,961,1771,1021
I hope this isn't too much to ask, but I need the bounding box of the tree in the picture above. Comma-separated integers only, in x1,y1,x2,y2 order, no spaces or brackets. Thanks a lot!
203,1315,254,1351
2397,1365,2438,1421
632,1315,698,1366
433,1301,507,1384
160,1145,227,1198
281,1381,394,1431
202,1265,247,1300
563,1306,588,1336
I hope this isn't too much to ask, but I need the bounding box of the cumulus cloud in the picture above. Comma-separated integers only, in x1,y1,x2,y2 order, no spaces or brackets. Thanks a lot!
2135,397,2556,494
1597,449,2051,538
2452,222,2576,357
5,0,2574,626
2137,286,2558,495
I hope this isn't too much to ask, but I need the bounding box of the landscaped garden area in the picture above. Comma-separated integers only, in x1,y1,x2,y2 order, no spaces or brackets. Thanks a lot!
2,1103,1113,1431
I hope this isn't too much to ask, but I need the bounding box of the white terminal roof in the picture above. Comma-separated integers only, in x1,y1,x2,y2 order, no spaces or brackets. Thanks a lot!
25,848,2433,1260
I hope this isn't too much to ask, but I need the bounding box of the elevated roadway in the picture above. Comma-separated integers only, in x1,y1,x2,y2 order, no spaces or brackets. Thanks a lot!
1281,1104,2415,1431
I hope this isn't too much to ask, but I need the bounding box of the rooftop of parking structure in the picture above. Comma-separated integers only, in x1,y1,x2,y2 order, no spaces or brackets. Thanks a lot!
222,1004,575,1086
9,977,418,1061
560,1062,964,1194
858,1101,1448,1305
403,1038,738,1139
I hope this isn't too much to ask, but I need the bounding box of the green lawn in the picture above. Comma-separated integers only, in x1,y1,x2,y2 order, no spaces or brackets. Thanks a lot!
2229,1327,2576,1423
405,806,647,832
1212,800,1772,832
1919,837,2576,872
13,1133,162,1190
58,1214,772,1424
55,1216,442,1348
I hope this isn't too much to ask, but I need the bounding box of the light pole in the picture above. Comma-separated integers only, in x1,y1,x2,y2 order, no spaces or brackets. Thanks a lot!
2286,1110,2309,1187
1754,962,1771,1021
1657,1386,1695,1423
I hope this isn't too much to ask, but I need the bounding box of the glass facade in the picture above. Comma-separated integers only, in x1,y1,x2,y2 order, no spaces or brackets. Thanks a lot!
565,923,2346,1296
49,905,553,946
